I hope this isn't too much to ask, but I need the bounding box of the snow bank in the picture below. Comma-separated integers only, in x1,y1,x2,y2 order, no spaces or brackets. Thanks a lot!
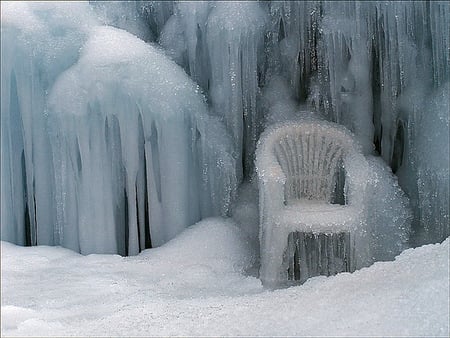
1,231,448,336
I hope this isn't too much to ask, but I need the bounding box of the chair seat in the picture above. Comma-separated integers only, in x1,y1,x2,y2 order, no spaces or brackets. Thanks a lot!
273,199,356,233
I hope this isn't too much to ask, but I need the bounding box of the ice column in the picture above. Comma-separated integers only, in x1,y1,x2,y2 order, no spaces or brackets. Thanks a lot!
1,2,96,249
206,2,267,176
318,2,375,154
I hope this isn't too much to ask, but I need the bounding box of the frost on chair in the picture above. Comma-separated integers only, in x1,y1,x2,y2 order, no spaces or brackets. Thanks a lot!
256,119,370,287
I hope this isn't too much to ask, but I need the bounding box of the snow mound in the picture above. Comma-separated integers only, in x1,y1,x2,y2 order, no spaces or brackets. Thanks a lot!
139,217,256,275
1,237,448,336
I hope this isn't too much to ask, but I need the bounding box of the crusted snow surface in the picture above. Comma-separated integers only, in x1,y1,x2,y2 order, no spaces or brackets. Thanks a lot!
1,223,448,337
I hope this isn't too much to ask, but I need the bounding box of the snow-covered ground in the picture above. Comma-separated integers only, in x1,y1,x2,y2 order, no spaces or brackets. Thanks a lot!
1,217,449,337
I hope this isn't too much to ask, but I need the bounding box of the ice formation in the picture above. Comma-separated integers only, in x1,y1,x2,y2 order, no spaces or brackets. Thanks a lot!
1,2,97,248
1,1,449,258
159,1,267,176
1,2,237,255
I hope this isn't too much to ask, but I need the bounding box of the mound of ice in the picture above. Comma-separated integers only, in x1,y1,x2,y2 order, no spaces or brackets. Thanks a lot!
1,2,237,255
48,26,237,255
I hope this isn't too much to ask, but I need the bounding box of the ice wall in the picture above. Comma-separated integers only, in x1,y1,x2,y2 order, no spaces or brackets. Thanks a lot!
148,1,448,246
366,156,412,262
90,0,154,42
1,1,448,255
1,2,97,246
158,0,449,246
1,2,237,255
159,1,267,176
260,1,448,245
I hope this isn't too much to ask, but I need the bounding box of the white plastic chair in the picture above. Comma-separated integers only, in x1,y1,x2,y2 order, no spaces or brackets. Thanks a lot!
256,119,370,287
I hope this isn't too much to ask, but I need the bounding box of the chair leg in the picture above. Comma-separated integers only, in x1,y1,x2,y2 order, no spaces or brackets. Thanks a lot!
260,225,289,288
285,232,353,283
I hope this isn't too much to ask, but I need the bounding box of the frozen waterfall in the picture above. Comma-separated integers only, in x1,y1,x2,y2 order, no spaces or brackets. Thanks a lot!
1,2,237,255
1,1,449,256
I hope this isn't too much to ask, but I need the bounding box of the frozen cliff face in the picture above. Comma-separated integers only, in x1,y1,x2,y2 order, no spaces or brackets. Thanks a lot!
414,83,450,244
252,1,448,245
145,1,448,247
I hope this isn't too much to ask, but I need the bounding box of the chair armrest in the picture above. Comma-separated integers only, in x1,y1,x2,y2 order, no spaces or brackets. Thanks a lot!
258,165,286,224
343,152,370,207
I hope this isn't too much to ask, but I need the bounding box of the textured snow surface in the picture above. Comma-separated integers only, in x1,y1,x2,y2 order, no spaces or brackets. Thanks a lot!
2,219,448,336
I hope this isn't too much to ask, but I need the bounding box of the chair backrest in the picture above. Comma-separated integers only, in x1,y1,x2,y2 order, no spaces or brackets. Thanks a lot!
258,120,361,204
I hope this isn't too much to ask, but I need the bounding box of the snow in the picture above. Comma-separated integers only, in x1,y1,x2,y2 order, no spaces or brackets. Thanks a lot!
1,223,448,336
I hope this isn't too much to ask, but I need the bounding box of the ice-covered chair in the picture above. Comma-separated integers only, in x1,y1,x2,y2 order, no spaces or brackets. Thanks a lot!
256,119,370,287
